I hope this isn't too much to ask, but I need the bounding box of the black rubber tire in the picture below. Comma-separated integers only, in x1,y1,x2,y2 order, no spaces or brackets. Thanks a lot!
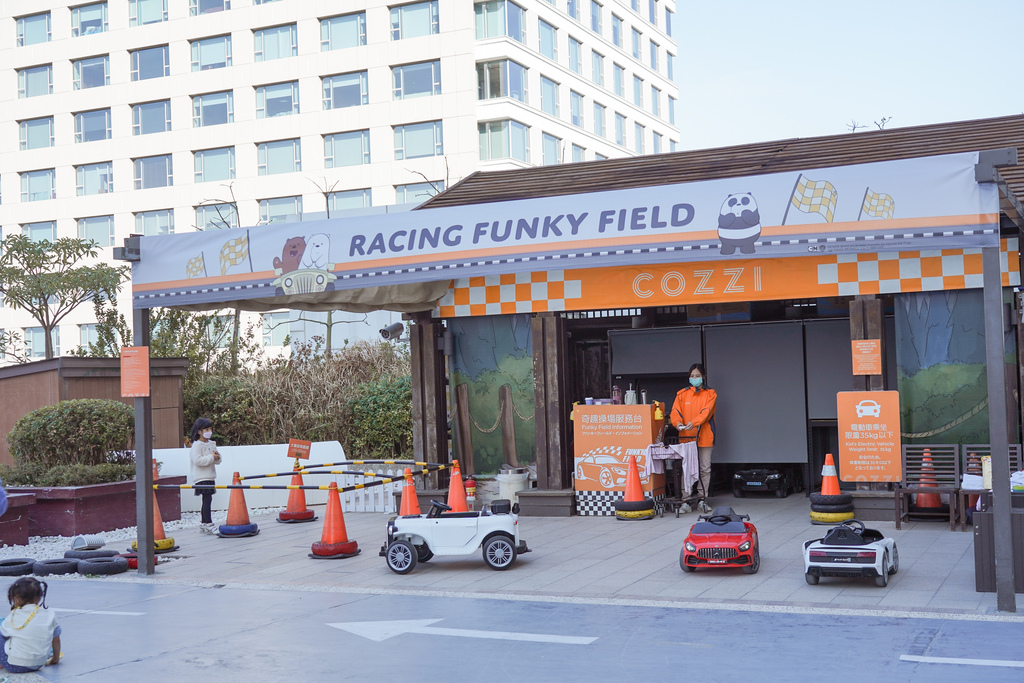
809,493,853,506
416,545,433,562
875,552,889,587
482,535,517,570
77,557,129,576
64,549,121,560
0,559,36,577
732,487,746,498
34,559,79,576
888,545,899,575
805,572,820,585
614,499,655,512
742,547,760,574
219,523,259,536
775,486,789,499
385,540,417,574
679,547,695,572
810,503,856,513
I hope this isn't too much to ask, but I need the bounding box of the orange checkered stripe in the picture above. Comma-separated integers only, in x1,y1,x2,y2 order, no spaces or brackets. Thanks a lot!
436,271,582,318
817,238,1020,296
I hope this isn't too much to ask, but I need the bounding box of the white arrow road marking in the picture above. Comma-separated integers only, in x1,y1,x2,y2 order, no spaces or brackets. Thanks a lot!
328,619,597,645
53,609,145,616
901,655,1024,668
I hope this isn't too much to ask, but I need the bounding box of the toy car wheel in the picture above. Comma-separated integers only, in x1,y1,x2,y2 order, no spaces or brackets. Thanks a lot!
678,547,696,572
742,547,760,574
575,464,585,481
599,469,614,488
482,536,517,570
875,552,889,587
732,486,745,498
888,545,899,575
775,483,788,499
805,572,819,585
416,544,433,562
385,540,418,574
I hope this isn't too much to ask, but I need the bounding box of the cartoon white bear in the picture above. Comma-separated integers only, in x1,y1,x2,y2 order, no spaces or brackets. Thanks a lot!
717,193,761,255
300,233,331,270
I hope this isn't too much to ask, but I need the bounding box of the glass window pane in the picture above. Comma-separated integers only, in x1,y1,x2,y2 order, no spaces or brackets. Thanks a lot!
132,0,167,26
259,139,300,175
75,56,109,90
21,170,55,201
258,81,298,118
23,222,56,243
193,36,231,71
135,210,174,235
394,61,440,99
322,13,366,50
325,131,370,168
542,134,559,165
133,46,168,81
328,189,372,213
133,100,171,135
195,147,234,182
76,162,113,195
76,109,110,142
259,197,302,223
20,65,52,98
193,92,233,127
324,72,367,108
195,204,237,230
135,155,173,189
255,25,297,61
77,215,114,246
393,1,438,40
395,182,442,204
74,3,107,36
395,121,442,159
18,13,50,46
20,117,53,150
539,20,556,59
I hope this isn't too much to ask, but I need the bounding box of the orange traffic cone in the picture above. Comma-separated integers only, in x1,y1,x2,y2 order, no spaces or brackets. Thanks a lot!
624,454,644,502
218,472,259,537
820,453,841,496
915,453,942,509
447,460,469,512
615,453,655,520
399,468,421,516
133,461,176,552
309,482,360,559
278,466,317,523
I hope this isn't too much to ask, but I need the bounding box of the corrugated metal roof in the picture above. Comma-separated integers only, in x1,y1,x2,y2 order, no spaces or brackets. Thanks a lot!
422,114,1024,210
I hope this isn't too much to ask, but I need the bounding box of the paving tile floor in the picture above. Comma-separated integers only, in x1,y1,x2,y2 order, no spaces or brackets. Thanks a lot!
124,493,1024,615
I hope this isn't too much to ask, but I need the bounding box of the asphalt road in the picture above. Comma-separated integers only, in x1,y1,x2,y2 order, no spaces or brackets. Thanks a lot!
13,578,1024,682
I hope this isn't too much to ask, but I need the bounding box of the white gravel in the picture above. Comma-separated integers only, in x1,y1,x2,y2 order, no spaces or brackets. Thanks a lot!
0,507,286,563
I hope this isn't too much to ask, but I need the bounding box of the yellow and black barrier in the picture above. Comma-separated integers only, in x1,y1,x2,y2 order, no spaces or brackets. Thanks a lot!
155,463,450,494
237,463,449,481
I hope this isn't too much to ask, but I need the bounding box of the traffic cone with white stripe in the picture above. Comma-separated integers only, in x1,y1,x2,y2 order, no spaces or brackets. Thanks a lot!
914,452,943,510
615,453,655,520
820,453,840,496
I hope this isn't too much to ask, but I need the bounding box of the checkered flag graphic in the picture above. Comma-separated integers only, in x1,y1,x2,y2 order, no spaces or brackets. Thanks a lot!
185,253,207,279
858,188,895,221
783,174,839,224
219,230,251,276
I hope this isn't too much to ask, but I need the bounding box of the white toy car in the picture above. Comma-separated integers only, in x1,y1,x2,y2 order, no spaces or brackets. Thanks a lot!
380,499,530,574
803,519,898,587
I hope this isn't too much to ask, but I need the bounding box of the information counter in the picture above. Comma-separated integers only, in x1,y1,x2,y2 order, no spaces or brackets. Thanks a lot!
573,404,665,515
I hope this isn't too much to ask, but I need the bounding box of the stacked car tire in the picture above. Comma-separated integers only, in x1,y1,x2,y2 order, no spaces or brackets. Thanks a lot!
809,492,855,523
0,549,129,578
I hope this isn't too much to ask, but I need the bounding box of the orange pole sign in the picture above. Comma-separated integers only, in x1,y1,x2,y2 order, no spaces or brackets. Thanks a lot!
851,339,882,375
120,346,150,398
836,391,902,482
287,439,312,460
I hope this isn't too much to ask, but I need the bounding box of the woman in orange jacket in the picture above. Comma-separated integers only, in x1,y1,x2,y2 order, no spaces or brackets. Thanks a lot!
670,363,717,511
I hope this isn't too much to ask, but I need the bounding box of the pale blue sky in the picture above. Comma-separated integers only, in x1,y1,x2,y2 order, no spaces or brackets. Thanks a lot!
677,1,1024,149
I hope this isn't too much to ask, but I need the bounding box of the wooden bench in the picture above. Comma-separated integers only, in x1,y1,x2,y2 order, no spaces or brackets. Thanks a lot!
959,444,1022,531
895,444,960,531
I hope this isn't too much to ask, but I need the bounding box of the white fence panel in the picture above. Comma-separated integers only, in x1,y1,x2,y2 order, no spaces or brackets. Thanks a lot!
341,467,400,513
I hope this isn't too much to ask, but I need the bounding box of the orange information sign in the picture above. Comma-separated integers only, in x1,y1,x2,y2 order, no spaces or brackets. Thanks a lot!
120,346,150,398
851,339,882,375
287,439,312,460
837,391,902,482
573,404,663,493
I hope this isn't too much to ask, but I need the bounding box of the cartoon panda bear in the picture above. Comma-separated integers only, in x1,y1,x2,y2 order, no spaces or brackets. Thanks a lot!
717,193,761,255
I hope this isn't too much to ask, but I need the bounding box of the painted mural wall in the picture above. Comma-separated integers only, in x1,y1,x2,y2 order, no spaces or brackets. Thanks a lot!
449,314,535,475
896,290,1018,444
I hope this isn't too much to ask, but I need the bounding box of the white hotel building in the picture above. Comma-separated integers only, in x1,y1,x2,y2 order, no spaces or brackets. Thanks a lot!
0,0,678,358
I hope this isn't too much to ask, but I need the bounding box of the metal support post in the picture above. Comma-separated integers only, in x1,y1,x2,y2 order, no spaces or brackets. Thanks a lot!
982,246,1015,612
133,307,155,576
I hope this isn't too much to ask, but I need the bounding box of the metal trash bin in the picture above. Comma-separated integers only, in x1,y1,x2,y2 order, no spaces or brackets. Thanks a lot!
71,535,106,551
496,467,530,502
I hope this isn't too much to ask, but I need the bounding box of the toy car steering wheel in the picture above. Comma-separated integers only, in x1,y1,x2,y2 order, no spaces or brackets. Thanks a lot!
838,519,865,533
707,514,732,524
431,500,452,512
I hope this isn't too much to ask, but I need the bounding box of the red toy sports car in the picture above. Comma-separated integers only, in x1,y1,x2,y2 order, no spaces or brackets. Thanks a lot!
679,506,759,574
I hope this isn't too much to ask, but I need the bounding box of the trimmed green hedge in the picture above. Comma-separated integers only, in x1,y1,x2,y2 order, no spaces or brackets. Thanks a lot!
7,399,134,468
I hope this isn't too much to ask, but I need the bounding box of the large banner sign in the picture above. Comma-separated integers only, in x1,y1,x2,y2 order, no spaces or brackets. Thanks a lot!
132,152,998,308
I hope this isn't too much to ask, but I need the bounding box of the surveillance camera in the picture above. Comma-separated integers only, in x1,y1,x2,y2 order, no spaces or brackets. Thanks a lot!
380,322,405,341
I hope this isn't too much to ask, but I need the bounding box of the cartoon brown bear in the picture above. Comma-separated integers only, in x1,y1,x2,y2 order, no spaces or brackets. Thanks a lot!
273,236,306,273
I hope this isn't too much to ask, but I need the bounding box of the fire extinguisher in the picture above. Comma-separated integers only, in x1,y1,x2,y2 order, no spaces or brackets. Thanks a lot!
464,476,477,508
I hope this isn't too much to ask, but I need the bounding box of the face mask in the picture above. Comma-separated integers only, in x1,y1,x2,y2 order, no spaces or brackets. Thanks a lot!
202,430,213,439
689,377,703,388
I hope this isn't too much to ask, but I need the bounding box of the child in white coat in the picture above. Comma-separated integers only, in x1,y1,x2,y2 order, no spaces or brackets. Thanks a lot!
0,577,61,673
